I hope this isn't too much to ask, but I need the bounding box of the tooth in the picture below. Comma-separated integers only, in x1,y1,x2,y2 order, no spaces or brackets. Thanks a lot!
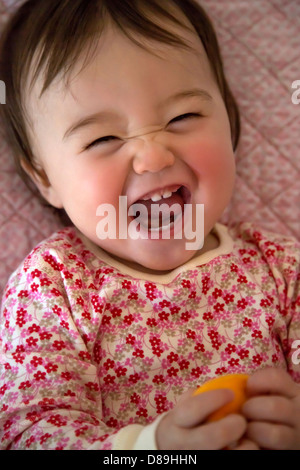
151,193,162,202
141,186,178,202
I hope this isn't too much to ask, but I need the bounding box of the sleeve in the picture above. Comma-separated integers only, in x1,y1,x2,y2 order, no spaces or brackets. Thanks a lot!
0,243,160,450
281,239,300,382
256,227,300,382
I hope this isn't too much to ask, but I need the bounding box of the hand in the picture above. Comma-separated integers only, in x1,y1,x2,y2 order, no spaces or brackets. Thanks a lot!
242,368,300,450
155,388,248,450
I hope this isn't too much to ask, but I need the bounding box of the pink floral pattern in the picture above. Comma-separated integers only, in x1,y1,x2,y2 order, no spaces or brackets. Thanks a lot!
0,222,299,449
1,0,300,295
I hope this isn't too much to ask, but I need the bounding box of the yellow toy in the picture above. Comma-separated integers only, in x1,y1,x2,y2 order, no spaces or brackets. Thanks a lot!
194,373,249,422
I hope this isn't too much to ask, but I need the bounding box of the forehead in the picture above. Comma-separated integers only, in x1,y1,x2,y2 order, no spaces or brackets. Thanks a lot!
24,7,216,132
27,2,212,95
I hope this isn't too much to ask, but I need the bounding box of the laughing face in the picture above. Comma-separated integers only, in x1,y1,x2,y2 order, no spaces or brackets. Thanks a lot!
24,17,236,274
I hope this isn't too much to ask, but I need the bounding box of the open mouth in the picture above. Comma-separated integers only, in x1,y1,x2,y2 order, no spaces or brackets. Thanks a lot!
129,185,191,232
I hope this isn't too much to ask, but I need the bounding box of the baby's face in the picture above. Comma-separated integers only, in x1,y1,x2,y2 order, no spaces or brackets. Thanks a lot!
26,19,235,273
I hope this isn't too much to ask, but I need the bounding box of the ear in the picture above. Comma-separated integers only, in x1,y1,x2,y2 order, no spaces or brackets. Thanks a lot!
20,159,63,209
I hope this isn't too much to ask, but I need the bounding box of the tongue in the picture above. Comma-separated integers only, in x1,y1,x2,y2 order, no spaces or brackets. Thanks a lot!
133,191,184,229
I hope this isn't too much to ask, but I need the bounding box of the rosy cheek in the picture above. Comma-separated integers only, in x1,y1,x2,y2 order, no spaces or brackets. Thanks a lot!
76,160,124,209
187,140,235,176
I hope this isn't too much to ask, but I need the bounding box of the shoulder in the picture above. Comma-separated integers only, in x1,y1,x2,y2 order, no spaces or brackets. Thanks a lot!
228,221,300,261
227,221,300,290
12,226,91,269
1,227,98,300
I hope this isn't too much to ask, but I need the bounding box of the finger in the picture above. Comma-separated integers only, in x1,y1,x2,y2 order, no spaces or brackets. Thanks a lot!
246,421,295,450
232,438,260,450
192,414,247,450
174,388,235,427
246,368,299,399
156,411,247,450
243,395,294,425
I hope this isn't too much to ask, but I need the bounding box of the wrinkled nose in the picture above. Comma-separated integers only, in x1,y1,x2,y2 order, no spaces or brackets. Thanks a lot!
130,136,175,174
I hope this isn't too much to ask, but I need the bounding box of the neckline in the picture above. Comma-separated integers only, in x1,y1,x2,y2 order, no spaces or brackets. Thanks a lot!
79,223,233,283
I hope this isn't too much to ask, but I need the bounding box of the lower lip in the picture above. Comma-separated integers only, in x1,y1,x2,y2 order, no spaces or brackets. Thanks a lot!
129,211,184,241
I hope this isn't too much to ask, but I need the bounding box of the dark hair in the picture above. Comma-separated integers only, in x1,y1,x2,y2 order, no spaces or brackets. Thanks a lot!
0,0,240,204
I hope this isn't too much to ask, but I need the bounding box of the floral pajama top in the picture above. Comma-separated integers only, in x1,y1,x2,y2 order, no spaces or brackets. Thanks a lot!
0,222,299,449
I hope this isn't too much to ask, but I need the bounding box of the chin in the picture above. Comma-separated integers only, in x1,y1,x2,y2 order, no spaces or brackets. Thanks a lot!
137,251,195,273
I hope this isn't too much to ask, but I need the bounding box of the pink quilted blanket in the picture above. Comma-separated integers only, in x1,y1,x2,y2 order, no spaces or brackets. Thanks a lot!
0,0,299,295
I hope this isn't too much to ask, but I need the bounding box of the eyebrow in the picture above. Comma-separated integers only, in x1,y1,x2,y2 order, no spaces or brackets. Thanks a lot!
63,88,213,141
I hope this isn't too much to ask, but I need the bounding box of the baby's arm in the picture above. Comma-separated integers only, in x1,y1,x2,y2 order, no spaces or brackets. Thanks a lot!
241,231,300,449
0,248,144,450
0,279,110,449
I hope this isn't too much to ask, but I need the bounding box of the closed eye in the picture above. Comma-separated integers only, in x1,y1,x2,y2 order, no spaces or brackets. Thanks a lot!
83,135,119,151
83,113,202,150
168,113,202,124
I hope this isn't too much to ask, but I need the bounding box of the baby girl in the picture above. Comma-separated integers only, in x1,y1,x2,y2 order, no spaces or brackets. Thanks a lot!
0,0,299,450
